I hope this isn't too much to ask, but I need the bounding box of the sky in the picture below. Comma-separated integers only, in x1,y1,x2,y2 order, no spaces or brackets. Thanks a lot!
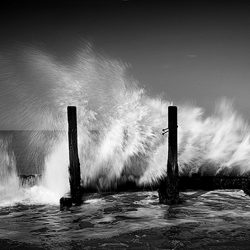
1,0,250,120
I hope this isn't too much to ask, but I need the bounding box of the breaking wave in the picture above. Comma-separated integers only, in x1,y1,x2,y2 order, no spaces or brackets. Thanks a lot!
0,47,250,204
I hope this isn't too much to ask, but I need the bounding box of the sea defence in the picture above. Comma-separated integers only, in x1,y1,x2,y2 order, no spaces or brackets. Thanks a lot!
59,105,250,209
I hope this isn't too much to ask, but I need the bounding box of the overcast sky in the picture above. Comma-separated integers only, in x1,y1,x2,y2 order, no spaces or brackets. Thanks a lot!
1,0,250,120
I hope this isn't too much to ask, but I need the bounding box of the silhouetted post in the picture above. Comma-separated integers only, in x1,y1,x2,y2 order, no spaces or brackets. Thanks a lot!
67,106,81,205
158,106,179,205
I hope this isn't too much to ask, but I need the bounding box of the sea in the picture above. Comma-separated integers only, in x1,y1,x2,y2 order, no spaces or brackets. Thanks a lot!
1,190,250,249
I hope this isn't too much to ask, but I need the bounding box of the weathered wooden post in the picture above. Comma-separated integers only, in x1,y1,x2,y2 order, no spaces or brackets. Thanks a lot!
158,106,179,205
67,106,81,205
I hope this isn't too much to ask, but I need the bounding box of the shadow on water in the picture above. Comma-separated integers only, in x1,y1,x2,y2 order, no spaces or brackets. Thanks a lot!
1,190,250,249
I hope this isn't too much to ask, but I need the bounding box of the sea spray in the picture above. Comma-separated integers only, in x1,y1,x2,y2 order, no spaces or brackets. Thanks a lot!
0,133,59,205
0,134,20,205
0,47,250,205
41,137,70,201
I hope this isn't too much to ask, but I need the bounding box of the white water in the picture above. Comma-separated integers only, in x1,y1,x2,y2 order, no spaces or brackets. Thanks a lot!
0,47,250,205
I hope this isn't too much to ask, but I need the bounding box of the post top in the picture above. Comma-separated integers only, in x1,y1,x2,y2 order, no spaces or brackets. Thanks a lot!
168,105,177,110
67,106,76,111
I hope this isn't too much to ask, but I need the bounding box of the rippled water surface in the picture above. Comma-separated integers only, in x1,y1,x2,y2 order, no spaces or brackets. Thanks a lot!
1,190,250,249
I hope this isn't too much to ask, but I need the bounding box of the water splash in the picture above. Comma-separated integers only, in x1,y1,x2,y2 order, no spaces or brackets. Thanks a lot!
0,134,20,206
41,138,69,200
0,133,60,206
0,47,250,205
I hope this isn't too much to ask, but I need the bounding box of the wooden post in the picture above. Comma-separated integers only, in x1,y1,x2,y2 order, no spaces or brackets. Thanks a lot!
158,106,179,205
67,106,81,205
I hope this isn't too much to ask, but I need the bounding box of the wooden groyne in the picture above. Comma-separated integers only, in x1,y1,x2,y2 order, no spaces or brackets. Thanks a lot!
67,106,81,204
179,174,250,191
58,105,250,208
19,174,41,186
60,106,82,208
158,106,179,205
73,175,250,194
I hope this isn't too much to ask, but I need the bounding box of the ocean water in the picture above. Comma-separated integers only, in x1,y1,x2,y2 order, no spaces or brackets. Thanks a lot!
0,190,250,249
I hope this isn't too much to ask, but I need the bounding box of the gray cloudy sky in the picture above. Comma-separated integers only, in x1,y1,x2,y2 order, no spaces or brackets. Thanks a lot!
1,0,250,121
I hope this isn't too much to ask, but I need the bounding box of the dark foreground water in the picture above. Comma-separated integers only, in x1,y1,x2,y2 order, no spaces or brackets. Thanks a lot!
1,190,250,249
